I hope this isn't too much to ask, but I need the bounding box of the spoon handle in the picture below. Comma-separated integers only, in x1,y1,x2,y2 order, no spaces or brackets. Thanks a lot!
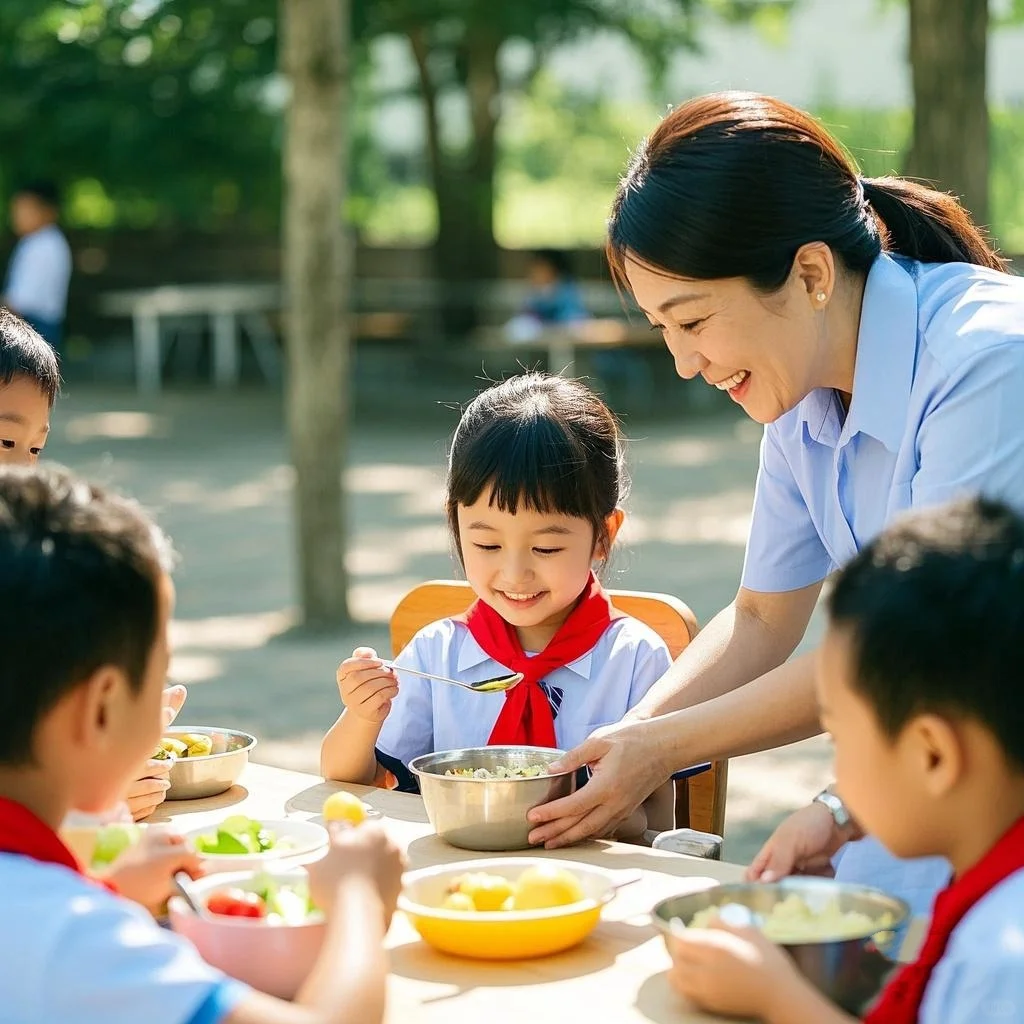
172,871,206,917
379,661,462,687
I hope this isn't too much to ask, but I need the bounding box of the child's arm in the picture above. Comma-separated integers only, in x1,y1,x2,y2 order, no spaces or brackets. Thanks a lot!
103,829,202,914
223,823,403,1024
668,922,856,1024
320,647,397,785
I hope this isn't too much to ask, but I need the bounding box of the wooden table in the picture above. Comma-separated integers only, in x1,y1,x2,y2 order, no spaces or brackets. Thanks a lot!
158,762,746,1024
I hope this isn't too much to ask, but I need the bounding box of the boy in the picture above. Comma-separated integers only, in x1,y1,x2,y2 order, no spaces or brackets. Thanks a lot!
0,464,404,1024
0,305,183,819
3,180,73,351
668,496,1024,1023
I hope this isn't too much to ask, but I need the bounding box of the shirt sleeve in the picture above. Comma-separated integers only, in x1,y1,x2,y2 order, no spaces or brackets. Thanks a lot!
626,634,673,708
28,885,248,1024
912,343,1024,512
740,424,833,592
374,624,441,772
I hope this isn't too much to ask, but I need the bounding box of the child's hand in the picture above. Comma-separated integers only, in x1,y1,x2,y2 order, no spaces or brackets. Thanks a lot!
337,647,399,724
125,758,173,821
104,828,201,914
668,921,801,1020
746,801,849,882
307,822,405,927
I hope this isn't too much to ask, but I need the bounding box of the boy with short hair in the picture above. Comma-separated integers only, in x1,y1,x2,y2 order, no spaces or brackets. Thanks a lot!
668,496,1024,1023
0,305,59,467
0,464,403,1024
3,180,73,351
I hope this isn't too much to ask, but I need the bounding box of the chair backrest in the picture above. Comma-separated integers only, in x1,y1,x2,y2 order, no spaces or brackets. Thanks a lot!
389,580,727,837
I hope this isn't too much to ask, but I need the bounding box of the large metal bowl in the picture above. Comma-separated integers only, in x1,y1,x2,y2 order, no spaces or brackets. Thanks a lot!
652,878,910,1014
409,746,575,851
163,726,257,800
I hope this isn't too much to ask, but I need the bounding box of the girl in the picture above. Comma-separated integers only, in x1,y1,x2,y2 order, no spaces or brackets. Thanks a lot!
320,373,675,839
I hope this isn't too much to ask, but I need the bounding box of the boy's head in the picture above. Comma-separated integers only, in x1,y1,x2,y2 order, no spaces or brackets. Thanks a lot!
0,307,59,466
0,465,175,816
10,180,60,237
528,249,573,288
819,497,1024,862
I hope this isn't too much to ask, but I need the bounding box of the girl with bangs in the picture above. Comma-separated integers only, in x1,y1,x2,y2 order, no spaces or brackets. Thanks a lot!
320,373,674,840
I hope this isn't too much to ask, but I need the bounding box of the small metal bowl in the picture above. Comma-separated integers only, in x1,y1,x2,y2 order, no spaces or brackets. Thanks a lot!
163,726,257,801
409,746,575,851
652,878,910,1014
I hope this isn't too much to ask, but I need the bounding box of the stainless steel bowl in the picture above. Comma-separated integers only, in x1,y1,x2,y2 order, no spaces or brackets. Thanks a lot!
652,878,910,1014
163,726,257,800
409,746,576,851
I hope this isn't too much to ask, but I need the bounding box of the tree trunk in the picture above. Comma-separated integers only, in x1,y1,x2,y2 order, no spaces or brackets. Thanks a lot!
280,0,350,627
905,0,989,227
407,24,500,339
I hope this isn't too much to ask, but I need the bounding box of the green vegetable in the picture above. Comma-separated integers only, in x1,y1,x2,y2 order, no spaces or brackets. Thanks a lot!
91,824,141,868
251,872,319,924
193,815,285,856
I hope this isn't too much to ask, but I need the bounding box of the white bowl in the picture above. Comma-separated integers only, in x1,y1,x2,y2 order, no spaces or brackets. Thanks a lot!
169,868,325,999
183,818,328,873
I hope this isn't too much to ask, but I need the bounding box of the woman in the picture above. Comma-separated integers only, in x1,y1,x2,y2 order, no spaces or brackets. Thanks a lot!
526,92,1024,914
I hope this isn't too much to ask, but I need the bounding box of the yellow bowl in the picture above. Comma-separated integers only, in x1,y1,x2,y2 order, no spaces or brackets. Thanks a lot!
398,857,617,960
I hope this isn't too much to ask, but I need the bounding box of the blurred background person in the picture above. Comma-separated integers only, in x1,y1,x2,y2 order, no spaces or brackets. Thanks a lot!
4,180,72,355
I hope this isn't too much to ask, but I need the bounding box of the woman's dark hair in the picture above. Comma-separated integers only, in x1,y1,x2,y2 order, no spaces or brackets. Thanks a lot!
446,373,625,562
608,91,1007,293
828,496,1024,770
0,464,174,765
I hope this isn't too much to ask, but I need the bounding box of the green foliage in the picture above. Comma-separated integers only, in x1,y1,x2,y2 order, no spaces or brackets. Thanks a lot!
0,0,280,230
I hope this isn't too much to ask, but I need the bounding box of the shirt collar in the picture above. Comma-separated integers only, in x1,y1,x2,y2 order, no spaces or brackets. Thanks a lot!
456,628,594,679
800,253,918,453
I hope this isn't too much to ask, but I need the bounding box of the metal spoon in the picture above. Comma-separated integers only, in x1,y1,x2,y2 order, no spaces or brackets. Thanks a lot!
172,871,209,918
381,661,523,693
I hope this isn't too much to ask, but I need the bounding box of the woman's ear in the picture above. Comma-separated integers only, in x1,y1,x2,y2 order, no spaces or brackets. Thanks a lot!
791,241,837,308
595,509,625,560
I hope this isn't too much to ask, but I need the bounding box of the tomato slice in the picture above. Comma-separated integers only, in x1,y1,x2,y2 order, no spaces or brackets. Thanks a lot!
205,888,267,918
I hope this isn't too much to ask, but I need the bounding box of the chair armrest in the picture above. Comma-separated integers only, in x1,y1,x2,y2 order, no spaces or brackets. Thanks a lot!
647,827,724,860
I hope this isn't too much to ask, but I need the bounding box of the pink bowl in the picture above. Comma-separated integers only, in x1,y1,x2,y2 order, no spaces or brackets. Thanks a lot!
168,869,325,999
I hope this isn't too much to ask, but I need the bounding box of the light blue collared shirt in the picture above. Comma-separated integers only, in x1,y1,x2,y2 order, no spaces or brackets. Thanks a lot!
741,253,1024,918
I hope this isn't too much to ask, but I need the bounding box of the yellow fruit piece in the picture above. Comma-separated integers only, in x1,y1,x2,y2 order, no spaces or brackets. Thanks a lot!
322,790,367,825
159,737,188,758
511,865,585,911
179,733,213,757
441,892,477,912
450,872,516,912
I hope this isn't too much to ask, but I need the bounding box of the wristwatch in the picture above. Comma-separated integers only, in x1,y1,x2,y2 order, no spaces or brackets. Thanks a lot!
813,787,851,828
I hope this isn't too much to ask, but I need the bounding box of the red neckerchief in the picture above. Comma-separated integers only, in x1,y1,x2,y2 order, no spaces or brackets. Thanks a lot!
459,573,622,748
0,796,117,892
865,816,1024,1024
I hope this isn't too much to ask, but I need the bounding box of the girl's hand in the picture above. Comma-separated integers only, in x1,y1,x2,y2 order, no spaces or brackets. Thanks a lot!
104,828,202,914
337,647,399,724
667,921,801,1020
746,801,850,882
125,759,173,821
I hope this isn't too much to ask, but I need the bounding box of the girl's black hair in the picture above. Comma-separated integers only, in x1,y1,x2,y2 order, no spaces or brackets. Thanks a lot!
445,373,625,562
0,307,60,405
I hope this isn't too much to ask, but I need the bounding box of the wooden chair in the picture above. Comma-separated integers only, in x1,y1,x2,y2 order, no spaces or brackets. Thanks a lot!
389,580,728,840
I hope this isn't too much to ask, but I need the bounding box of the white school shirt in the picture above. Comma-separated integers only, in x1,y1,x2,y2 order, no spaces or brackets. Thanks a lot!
375,615,672,773
919,867,1024,1023
4,224,72,322
2,854,247,1024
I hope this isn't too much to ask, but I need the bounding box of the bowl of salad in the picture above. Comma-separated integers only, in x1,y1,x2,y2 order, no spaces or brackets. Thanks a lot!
168,868,325,998
182,815,328,873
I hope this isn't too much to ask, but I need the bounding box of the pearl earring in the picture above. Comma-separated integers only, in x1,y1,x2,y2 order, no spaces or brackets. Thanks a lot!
816,291,827,304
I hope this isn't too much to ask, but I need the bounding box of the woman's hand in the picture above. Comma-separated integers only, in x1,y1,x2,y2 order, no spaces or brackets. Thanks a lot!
746,801,858,882
527,720,671,848
336,647,399,724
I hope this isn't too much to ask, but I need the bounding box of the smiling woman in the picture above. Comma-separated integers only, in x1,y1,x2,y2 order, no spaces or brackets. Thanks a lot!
526,90,1024,923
